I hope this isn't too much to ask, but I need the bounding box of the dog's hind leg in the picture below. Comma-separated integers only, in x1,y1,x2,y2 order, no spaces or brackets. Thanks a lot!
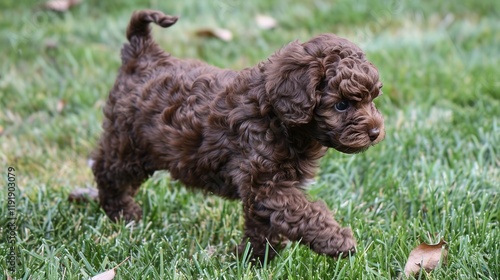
91,137,152,222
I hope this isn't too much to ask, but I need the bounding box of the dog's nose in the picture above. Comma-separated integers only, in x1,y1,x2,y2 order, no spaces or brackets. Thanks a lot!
368,128,380,141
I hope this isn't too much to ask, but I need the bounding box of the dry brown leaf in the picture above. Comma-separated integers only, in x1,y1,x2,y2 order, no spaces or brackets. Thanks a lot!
68,187,98,202
90,257,130,280
195,28,233,42
255,14,278,30
404,239,448,277
44,0,81,12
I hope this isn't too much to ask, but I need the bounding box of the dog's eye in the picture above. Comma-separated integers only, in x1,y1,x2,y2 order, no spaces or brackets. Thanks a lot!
335,101,349,112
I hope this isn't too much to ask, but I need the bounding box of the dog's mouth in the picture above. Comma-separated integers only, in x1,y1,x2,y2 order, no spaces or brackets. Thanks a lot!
328,142,369,154
316,137,363,153
318,131,384,154
335,145,370,154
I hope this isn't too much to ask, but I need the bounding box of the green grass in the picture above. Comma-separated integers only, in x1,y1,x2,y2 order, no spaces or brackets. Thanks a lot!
1,0,499,279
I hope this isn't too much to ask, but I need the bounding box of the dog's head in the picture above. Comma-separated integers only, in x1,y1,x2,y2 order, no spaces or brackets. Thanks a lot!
263,34,384,154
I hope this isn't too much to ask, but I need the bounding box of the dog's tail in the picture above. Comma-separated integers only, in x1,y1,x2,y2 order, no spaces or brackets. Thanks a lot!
126,10,178,41
122,10,178,63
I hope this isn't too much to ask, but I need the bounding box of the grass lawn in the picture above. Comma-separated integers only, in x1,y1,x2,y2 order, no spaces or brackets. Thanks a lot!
1,0,499,279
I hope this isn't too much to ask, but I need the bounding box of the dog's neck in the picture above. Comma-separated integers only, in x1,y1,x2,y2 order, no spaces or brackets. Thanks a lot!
287,124,328,158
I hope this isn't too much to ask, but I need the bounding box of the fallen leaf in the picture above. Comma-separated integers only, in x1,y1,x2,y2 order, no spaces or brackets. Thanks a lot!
44,39,59,49
195,28,233,42
404,239,448,277
44,0,81,12
56,99,66,113
90,257,130,280
90,269,115,280
255,14,278,30
68,188,99,202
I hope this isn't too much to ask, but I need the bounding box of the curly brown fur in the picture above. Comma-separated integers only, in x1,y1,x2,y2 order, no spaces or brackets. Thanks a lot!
92,10,385,261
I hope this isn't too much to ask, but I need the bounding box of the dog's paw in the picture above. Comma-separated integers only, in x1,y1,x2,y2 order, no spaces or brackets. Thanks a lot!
121,203,143,222
103,198,143,222
329,227,357,258
333,227,357,257
310,227,357,258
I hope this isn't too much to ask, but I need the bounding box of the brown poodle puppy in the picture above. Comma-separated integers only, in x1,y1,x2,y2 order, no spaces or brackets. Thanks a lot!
92,10,384,261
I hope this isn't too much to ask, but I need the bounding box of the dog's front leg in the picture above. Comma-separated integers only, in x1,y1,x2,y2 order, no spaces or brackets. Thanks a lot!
237,190,287,262
242,185,356,259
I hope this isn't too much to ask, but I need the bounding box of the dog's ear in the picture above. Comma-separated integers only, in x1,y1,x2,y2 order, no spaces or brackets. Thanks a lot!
264,41,324,126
